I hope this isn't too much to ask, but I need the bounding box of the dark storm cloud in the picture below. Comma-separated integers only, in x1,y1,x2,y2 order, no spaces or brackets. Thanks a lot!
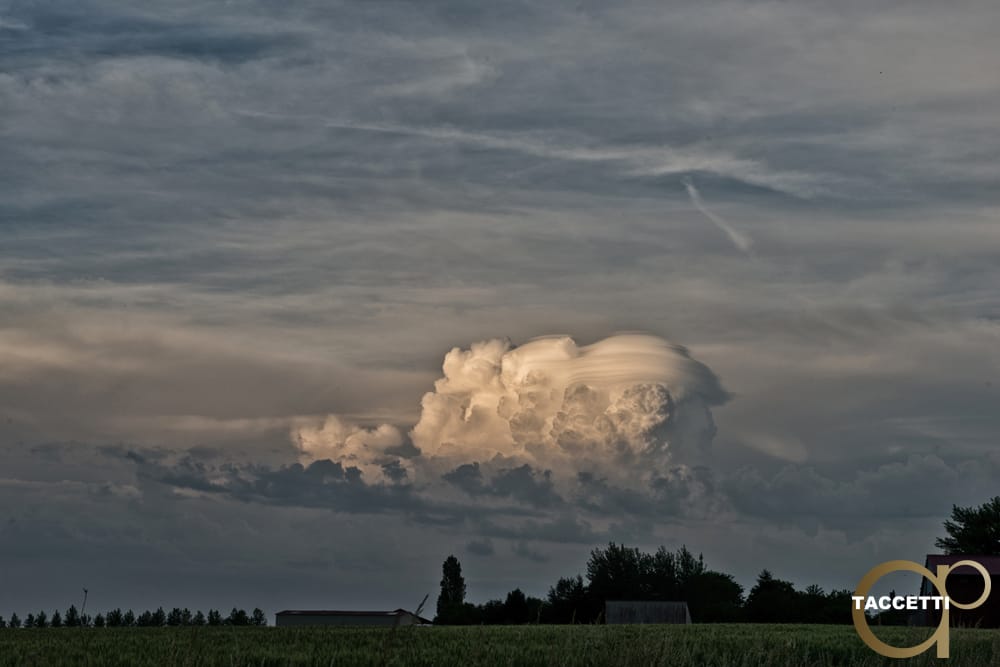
722,453,1000,532
465,538,495,557
442,463,485,495
490,466,559,507
129,453,425,514
443,463,562,508
1,2,302,65
511,541,550,563
472,514,603,545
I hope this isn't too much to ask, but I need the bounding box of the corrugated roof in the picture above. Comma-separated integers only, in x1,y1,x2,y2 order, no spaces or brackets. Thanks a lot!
275,609,433,623
605,600,691,624
277,609,409,616
925,554,1000,575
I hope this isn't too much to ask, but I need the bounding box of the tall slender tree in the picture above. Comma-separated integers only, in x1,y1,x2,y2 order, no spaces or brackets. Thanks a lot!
436,555,467,623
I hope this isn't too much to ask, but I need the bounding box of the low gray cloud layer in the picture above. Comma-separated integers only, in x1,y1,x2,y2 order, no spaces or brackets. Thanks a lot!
2,0,999,614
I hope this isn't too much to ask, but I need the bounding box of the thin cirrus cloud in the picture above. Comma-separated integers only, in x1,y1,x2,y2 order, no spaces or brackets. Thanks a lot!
234,109,830,198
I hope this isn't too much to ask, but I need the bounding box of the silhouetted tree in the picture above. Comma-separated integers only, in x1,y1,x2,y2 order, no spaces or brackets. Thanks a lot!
227,608,249,626
151,607,166,626
586,542,648,603
167,608,183,626
9,613,20,629
685,570,744,622
64,605,81,627
746,570,797,623
51,610,62,628
479,599,505,624
821,589,854,624
799,584,827,623
526,596,546,624
586,543,708,607
35,611,48,628
136,610,153,627
503,589,529,624
436,555,468,624
0,615,6,628
251,608,267,626
546,575,595,623
936,497,1000,555
192,610,207,626
93,614,105,628
181,608,193,625
207,609,222,626
647,547,680,600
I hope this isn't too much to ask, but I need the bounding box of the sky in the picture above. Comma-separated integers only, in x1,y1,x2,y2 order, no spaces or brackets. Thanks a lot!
1,0,999,618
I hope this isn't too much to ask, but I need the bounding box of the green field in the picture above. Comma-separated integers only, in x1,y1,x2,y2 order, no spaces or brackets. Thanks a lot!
1,624,998,666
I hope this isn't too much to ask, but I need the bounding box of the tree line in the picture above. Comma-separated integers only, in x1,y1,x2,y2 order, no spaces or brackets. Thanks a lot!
0,606,267,629
436,544,852,625
3,496,995,629
435,496,1000,625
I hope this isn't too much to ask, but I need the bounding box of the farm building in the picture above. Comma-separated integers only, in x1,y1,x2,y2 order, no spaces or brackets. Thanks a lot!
916,555,1000,628
605,601,691,624
274,609,432,627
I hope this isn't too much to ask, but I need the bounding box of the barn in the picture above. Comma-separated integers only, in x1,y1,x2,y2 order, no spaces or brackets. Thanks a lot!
916,555,1000,628
274,609,433,627
605,600,692,624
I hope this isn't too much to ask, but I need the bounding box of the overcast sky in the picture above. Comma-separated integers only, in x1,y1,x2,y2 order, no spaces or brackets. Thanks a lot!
2,0,999,617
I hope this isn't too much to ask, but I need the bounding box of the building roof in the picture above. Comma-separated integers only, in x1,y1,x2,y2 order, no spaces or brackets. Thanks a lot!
606,600,690,605
276,609,433,623
924,554,1000,576
605,600,691,624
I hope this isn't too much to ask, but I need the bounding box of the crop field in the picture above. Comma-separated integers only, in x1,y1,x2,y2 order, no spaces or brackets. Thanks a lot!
2,624,999,667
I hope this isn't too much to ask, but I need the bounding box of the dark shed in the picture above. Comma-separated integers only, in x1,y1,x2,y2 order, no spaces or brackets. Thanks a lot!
605,600,692,624
917,555,1000,628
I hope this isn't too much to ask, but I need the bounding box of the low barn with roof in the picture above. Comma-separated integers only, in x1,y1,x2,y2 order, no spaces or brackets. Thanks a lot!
275,609,432,627
916,554,1000,628
605,600,691,624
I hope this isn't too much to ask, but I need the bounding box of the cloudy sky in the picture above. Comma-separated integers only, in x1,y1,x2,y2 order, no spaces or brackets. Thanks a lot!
2,0,999,616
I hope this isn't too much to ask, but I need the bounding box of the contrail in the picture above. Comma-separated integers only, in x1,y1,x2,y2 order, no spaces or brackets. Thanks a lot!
682,178,752,253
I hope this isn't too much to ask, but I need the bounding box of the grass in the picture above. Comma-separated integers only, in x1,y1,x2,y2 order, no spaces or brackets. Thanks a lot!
1,624,999,666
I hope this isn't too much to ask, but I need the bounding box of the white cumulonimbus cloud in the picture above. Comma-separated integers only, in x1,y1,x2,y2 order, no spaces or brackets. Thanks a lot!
294,415,409,480
293,333,728,484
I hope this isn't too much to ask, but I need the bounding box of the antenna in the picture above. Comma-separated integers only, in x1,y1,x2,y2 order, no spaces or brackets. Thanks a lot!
82,588,89,625
414,593,429,619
